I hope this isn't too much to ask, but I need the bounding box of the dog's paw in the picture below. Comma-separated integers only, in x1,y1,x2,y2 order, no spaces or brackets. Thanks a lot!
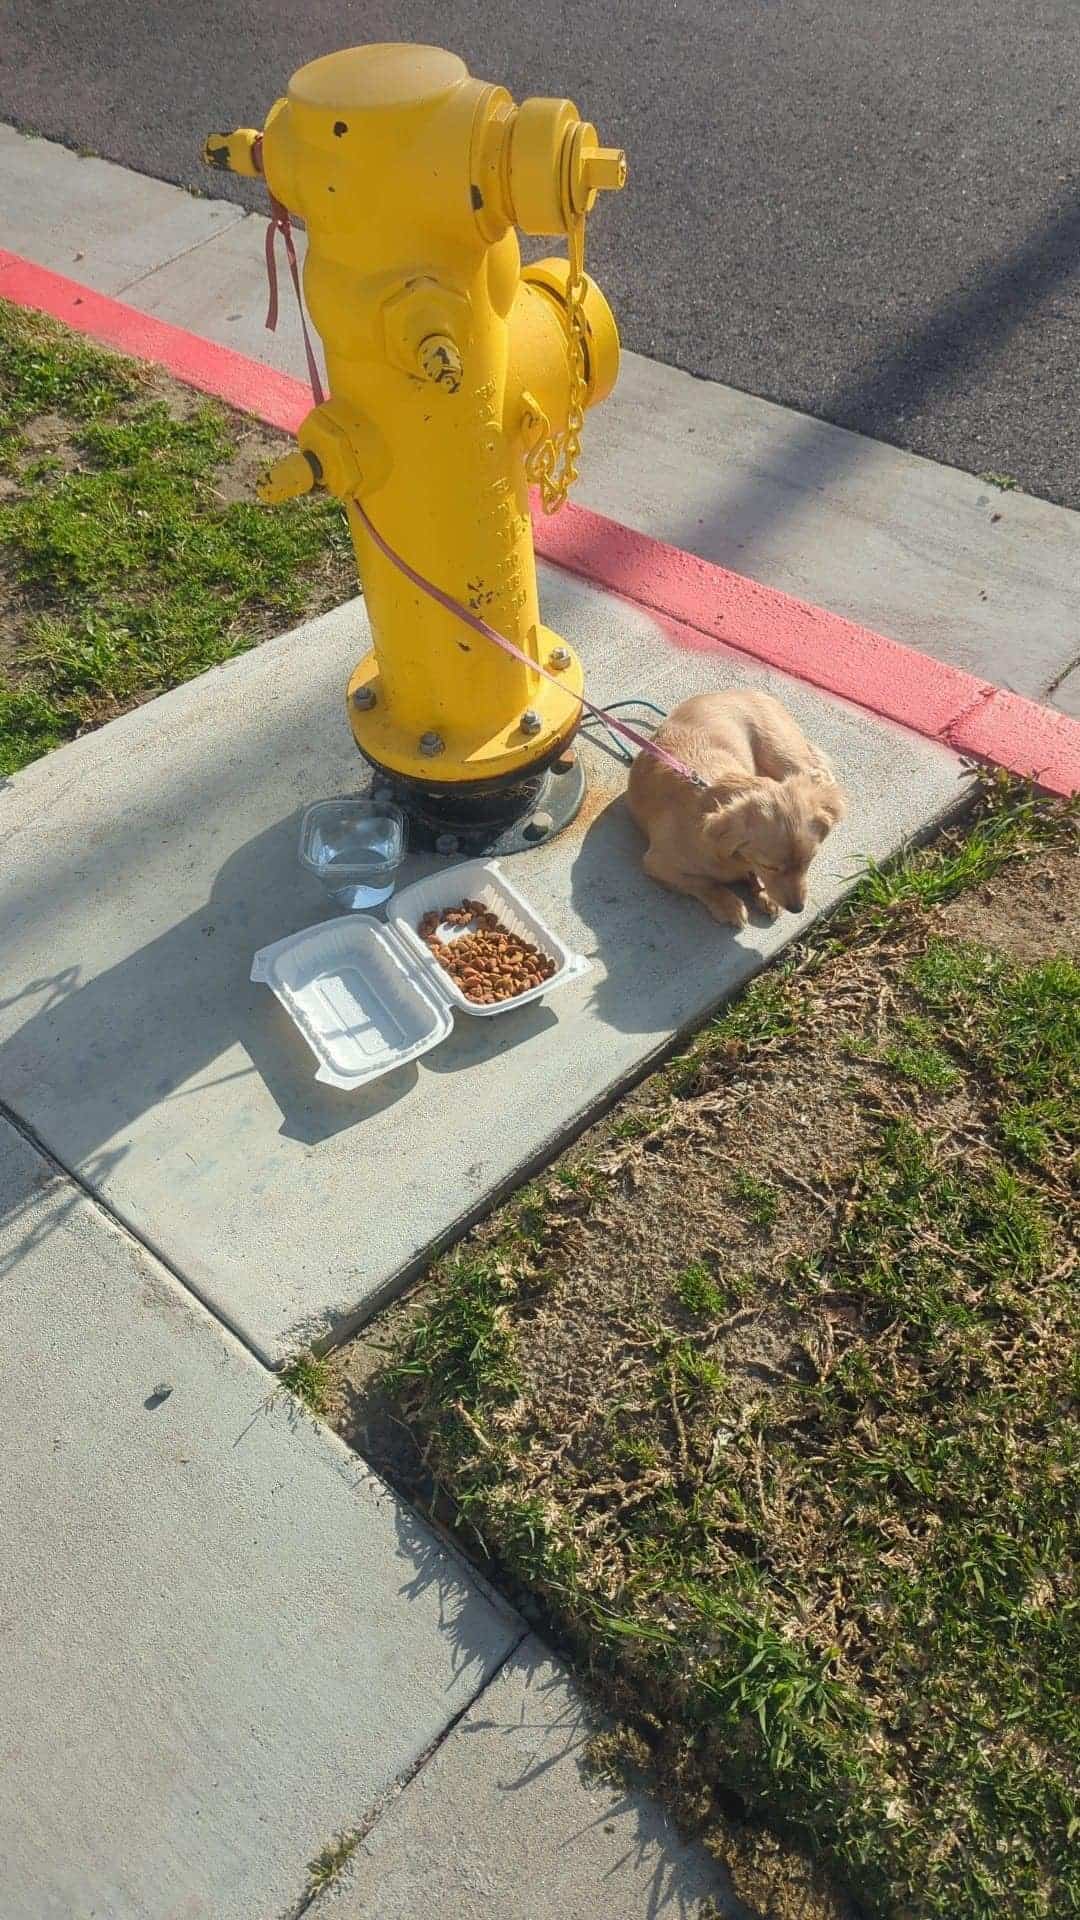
710,896,748,928
747,876,781,919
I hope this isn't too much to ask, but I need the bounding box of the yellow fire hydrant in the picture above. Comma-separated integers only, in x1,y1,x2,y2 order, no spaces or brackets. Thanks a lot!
205,43,625,847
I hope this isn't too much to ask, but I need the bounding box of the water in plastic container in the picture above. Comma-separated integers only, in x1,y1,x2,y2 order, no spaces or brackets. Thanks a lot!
298,797,407,910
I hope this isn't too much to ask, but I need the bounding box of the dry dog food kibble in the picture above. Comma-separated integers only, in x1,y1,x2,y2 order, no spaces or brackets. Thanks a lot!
417,899,557,1003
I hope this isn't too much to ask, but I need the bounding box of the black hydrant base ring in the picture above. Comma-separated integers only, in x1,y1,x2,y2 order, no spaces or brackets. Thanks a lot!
367,754,587,857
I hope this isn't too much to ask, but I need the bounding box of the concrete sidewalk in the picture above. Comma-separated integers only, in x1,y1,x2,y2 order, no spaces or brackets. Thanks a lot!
0,1115,734,1919
4,121,1078,715
0,570,963,1364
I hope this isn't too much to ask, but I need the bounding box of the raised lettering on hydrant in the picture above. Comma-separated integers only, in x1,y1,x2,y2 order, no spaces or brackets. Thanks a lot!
204,44,626,825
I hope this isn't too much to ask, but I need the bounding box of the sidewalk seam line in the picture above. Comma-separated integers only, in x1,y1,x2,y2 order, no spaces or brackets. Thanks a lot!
113,210,248,296
0,1091,280,1373
288,1626,531,1918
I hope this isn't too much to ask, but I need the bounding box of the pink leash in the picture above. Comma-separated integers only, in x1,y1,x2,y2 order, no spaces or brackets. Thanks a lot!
263,198,706,790
350,495,706,786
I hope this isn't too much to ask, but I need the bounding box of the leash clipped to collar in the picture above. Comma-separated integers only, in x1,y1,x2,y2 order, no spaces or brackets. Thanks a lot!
259,194,707,792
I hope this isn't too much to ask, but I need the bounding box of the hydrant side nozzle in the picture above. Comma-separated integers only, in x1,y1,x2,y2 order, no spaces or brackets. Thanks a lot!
506,100,627,234
256,449,320,505
202,128,264,177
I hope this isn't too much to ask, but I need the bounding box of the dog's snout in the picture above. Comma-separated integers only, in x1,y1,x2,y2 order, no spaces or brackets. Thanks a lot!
780,879,809,912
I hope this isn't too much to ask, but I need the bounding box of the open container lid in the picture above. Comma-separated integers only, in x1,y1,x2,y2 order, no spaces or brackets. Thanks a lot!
251,916,453,1090
251,860,589,1091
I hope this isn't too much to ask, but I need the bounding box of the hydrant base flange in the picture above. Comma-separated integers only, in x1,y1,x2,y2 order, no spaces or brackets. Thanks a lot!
364,749,586,856
345,636,585,788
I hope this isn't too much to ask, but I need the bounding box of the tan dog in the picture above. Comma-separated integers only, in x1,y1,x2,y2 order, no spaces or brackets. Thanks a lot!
626,690,847,926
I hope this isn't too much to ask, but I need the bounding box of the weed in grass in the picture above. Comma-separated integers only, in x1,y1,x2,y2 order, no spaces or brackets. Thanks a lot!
384,1252,521,1418
833,1121,1057,1338
674,1262,728,1319
278,1350,332,1417
846,776,1073,920
669,1341,727,1402
1,306,141,452
665,970,805,1096
0,684,75,776
998,1096,1073,1167
610,1109,667,1141
710,968,803,1050
613,1434,662,1471
554,1163,604,1196
909,941,1079,1127
729,1171,779,1228
514,1184,550,1248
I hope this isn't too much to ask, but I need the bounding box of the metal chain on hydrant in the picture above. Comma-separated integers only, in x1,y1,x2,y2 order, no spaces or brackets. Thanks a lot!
525,211,590,516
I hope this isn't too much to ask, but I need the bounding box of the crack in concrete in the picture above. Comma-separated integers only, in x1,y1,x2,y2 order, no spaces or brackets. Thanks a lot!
941,682,1000,746
1045,649,1080,699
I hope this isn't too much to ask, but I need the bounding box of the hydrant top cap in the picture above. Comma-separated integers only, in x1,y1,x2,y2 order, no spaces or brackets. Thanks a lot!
289,43,469,114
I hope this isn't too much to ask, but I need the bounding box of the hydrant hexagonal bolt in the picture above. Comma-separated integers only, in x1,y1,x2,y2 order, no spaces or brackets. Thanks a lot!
204,44,625,844
351,685,376,711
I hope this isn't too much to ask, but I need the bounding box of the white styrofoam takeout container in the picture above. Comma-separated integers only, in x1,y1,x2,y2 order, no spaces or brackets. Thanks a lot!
251,859,589,1091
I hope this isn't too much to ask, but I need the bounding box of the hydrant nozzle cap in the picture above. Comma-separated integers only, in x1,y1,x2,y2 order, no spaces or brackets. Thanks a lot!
202,128,263,177
506,98,625,236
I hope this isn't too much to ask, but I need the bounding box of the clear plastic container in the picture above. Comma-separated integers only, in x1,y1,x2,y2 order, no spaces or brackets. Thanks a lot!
298,797,406,910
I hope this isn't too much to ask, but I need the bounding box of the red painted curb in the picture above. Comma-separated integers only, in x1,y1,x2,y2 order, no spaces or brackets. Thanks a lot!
4,246,1077,796
0,250,308,433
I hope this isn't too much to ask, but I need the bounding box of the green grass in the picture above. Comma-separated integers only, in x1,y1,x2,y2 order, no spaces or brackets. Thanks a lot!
0,301,352,774
850,783,1063,917
879,1014,961,1091
910,942,1079,1113
278,1350,333,1417
674,1262,730,1319
376,827,1079,1920
729,1170,779,1228
665,967,806,1095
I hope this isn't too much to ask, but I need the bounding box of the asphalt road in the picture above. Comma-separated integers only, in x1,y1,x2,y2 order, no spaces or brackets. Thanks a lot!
3,1,1079,507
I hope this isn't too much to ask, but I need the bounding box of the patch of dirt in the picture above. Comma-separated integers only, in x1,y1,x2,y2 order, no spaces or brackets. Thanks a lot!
208,414,288,507
937,838,1079,962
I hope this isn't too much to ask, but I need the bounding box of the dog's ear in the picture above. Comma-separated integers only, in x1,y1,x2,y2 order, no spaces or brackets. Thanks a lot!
807,779,847,839
701,779,759,855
